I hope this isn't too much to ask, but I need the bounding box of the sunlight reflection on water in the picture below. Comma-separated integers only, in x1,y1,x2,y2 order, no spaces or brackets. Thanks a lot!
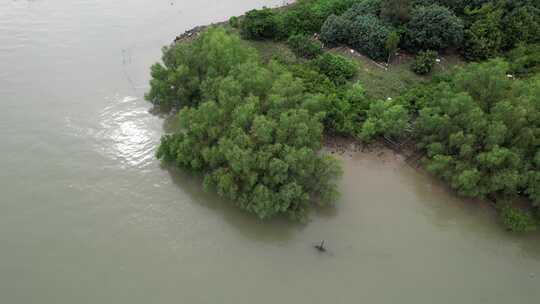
96,95,157,168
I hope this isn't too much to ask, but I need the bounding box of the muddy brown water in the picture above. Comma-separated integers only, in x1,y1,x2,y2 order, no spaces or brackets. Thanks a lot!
1,1,539,303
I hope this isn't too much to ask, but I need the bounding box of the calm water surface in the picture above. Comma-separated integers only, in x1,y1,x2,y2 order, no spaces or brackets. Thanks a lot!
1,1,539,303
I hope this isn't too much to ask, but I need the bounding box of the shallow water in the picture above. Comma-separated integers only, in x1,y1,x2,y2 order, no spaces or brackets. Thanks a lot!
1,1,539,303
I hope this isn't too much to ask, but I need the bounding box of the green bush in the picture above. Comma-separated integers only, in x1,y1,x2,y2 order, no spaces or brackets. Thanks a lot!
360,98,410,140
229,16,239,28
287,34,323,59
405,4,463,51
411,50,437,75
286,62,337,94
145,28,257,110
280,0,360,37
342,0,382,20
320,14,352,46
411,0,478,15
412,59,540,203
498,203,537,232
462,3,504,61
312,52,357,84
502,5,540,49
348,14,391,61
507,43,540,77
325,82,371,136
240,8,279,40
380,0,412,25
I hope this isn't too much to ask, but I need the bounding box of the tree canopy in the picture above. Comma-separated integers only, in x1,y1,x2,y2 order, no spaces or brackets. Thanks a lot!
150,28,342,220
412,59,540,207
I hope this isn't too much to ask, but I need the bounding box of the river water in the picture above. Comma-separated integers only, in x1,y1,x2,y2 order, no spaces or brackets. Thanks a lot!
1,0,539,303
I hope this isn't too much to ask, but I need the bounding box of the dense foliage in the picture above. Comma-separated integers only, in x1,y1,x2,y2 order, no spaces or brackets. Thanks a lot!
278,0,361,37
320,1,462,60
238,0,540,65
148,0,540,229
348,14,392,61
287,34,323,59
386,60,539,230
405,4,463,51
461,3,504,60
145,30,257,110
415,60,539,203
411,50,437,74
239,0,362,41
240,8,280,40
461,1,540,60
312,52,358,84
150,28,342,220
507,43,540,77
320,14,352,46
320,3,391,60
359,98,410,140
381,0,412,25
498,203,537,232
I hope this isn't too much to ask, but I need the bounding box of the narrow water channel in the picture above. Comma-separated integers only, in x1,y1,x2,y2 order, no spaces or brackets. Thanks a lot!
1,1,538,303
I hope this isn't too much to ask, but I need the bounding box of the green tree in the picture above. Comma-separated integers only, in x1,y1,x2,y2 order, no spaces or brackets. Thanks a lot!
406,4,464,51
360,98,410,140
381,0,412,25
320,14,352,46
502,5,540,49
151,28,343,220
507,43,540,77
145,28,257,110
348,14,392,61
462,3,504,60
411,59,540,207
385,31,401,63
287,34,323,59
241,8,280,40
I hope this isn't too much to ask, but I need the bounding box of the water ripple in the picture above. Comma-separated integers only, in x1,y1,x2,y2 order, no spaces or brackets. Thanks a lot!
96,95,158,168
65,95,159,169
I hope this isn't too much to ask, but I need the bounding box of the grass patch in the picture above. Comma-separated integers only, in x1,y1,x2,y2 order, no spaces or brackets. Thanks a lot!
330,47,464,99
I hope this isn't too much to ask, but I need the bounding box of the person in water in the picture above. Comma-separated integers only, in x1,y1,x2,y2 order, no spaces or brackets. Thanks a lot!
314,240,326,252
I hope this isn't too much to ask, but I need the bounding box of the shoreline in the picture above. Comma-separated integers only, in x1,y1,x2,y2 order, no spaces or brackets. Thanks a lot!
172,1,296,45
162,1,530,224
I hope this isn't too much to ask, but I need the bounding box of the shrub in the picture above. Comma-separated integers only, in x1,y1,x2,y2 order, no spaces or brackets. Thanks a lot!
145,28,258,110
406,4,463,51
320,14,352,46
325,82,370,136
380,0,412,25
411,0,477,15
342,0,382,20
498,203,537,232
411,50,438,75
413,59,540,203
348,14,391,61
280,0,359,37
312,53,357,84
502,5,540,49
240,8,279,40
385,31,401,63
287,34,323,59
360,99,410,140
507,43,540,77
229,16,239,28
462,3,504,61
